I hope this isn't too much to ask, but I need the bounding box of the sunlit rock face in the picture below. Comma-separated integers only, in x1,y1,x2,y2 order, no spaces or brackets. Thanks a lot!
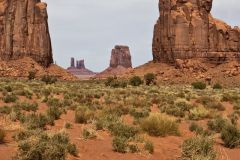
152,0,240,64
0,0,53,67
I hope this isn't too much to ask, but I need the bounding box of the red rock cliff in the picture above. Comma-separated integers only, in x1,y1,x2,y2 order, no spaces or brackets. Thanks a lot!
152,0,240,63
0,0,53,67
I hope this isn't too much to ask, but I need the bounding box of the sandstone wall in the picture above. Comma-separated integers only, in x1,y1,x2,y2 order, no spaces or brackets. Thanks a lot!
0,0,53,67
110,45,132,68
152,0,240,63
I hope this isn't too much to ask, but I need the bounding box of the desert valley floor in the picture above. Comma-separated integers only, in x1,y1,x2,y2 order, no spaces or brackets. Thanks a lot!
0,78,240,160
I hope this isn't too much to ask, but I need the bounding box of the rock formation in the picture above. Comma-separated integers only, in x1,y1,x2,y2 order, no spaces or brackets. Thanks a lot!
96,45,133,77
70,58,75,68
0,0,53,67
67,58,96,78
110,45,132,68
152,0,240,64
76,60,85,69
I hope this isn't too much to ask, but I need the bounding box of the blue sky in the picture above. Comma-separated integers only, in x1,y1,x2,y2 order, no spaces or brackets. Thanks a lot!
43,0,240,72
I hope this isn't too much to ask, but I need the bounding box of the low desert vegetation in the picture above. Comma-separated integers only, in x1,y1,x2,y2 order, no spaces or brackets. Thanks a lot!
14,130,78,160
191,81,207,90
181,136,216,160
129,76,143,86
221,124,240,148
140,113,180,137
0,78,239,159
144,73,156,85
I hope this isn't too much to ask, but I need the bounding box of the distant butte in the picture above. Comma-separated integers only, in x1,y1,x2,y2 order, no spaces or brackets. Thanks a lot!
96,45,133,77
67,58,96,79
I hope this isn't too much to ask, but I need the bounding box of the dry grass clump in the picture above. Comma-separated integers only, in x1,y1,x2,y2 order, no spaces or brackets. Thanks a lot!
181,136,216,160
14,130,78,160
140,113,180,137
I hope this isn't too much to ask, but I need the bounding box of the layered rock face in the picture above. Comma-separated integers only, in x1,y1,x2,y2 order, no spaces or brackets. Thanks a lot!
0,0,53,67
153,0,240,64
110,45,132,68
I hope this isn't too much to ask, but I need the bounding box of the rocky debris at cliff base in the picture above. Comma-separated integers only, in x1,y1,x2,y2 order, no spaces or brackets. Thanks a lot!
126,60,240,87
0,57,77,81
175,59,208,73
95,66,133,78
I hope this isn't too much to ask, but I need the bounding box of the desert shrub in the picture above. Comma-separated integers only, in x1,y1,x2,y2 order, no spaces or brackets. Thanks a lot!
161,99,193,117
189,122,212,136
221,124,240,148
4,85,12,92
229,112,239,126
112,136,128,153
3,93,18,103
28,70,36,80
128,144,139,153
20,113,47,130
46,105,63,121
233,102,240,110
144,141,154,154
207,116,229,133
221,93,239,103
196,96,214,106
82,128,97,139
15,89,33,99
206,102,225,111
189,122,204,134
191,81,206,90
129,76,143,86
105,76,116,86
181,136,216,160
129,108,149,120
41,75,57,84
144,73,156,86
95,112,121,130
189,106,209,120
213,83,222,89
15,131,78,160
0,129,5,144
75,106,94,124
110,122,138,139
15,102,38,112
64,122,72,129
0,106,11,114
105,76,127,88
9,107,23,122
140,113,180,137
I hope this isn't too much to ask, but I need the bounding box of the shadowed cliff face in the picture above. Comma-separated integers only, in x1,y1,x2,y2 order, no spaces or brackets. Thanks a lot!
0,0,53,67
153,0,240,64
